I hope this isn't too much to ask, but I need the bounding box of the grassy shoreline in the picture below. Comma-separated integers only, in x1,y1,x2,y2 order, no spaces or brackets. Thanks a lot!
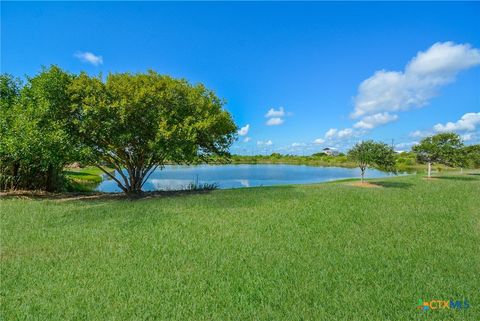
63,162,463,194
1,173,479,320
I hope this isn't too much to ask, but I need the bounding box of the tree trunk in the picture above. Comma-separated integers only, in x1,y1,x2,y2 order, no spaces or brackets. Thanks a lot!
46,165,57,192
97,163,155,195
97,165,128,194
11,161,20,190
427,162,431,178
126,166,144,195
361,168,365,183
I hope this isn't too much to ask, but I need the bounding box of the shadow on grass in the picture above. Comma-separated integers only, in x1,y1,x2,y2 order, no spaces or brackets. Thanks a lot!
370,181,414,189
0,189,215,202
431,176,479,181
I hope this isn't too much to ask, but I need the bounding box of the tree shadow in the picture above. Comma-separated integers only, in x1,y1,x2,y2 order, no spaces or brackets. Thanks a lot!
370,181,414,189
0,189,216,202
432,176,479,181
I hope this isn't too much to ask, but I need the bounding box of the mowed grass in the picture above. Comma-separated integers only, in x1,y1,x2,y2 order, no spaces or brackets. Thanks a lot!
64,166,106,184
1,174,479,320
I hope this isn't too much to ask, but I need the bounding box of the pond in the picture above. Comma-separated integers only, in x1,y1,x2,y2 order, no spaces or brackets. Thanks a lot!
95,164,397,192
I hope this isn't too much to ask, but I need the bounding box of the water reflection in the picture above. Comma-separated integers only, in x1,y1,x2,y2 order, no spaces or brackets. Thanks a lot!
237,179,250,187
149,179,193,191
96,164,400,193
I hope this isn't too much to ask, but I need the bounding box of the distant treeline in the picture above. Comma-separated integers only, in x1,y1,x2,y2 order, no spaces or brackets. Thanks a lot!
228,149,480,171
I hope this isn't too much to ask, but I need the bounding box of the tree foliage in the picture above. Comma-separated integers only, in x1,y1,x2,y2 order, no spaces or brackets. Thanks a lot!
347,140,396,182
463,144,480,169
69,71,237,194
0,74,22,189
1,68,236,194
412,133,464,177
1,67,77,191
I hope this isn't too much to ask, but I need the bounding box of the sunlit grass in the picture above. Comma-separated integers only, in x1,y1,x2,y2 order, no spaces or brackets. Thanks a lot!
64,166,105,183
1,173,479,320
64,166,114,192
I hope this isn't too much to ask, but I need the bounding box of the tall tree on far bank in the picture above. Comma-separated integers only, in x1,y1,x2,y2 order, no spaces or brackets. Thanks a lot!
69,71,237,194
347,140,396,182
412,133,464,178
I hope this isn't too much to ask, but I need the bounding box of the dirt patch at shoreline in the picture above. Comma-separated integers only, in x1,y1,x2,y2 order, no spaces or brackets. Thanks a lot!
348,182,383,188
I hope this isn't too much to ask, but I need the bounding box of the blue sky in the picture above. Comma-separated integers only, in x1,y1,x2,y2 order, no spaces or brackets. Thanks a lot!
2,2,479,154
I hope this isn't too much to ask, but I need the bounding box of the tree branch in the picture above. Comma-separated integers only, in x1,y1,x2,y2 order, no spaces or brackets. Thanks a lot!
100,155,131,190
96,164,128,193
140,165,159,188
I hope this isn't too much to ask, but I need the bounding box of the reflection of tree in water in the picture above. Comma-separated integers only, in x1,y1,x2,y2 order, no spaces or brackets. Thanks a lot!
150,179,194,191
238,179,250,187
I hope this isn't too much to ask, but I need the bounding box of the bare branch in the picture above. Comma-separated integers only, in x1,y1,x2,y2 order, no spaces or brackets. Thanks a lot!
140,165,158,188
96,164,128,193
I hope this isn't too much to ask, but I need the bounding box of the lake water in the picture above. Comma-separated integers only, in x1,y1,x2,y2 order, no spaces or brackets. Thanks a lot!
95,164,396,192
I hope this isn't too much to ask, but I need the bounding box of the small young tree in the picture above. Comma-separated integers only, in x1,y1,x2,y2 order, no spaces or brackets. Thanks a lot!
455,147,469,174
412,133,464,178
347,140,396,182
69,71,237,194
463,144,480,169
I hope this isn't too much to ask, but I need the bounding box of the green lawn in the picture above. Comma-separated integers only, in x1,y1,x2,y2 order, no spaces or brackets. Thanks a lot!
1,174,479,320
64,166,106,183
64,166,112,192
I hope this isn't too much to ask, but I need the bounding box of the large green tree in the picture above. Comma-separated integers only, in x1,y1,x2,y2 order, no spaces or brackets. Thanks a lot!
412,132,464,178
0,74,22,190
347,140,396,182
69,71,237,194
0,66,77,191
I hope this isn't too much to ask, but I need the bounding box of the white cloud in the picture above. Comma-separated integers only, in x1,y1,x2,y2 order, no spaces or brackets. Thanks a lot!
337,128,354,139
321,127,363,142
410,112,480,144
409,129,431,138
325,128,338,139
460,132,479,142
265,107,285,118
407,43,480,77
313,138,325,145
257,140,273,146
74,51,103,66
243,137,251,143
308,42,479,147
395,141,419,150
321,128,357,141
353,112,398,129
433,112,480,133
264,107,291,126
461,133,474,141
266,117,284,126
238,124,250,136
353,42,480,120
292,142,306,147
